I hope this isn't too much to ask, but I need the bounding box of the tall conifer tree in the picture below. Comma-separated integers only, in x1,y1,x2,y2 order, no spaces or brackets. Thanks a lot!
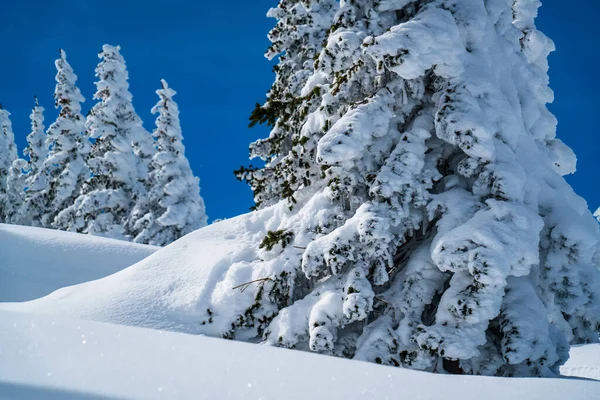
23,97,47,185
61,45,154,239
130,79,207,246
14,97,48,226
0,106,18,222
203,0,600,377
26,50,90,229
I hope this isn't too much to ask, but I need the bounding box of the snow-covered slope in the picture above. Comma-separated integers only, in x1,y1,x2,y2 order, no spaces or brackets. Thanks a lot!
0,224,157,302
0,211,267,333
3,211,599,376
0,310,598,400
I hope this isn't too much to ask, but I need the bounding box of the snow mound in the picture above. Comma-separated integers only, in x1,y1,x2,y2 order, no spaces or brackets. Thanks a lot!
0,310,598,400
0,224,157,302
561,344,600,381
0,211,269,333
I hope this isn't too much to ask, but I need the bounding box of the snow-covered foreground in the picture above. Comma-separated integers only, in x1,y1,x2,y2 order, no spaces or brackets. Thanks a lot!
0,224,157,302
0,310,598,400
1,209,599,395
0,212,599,399
3,212,600,377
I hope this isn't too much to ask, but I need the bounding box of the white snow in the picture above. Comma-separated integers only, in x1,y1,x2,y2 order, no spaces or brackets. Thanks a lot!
0,224,157,302
0,212,263,334
561,344,600,381
0,213,598,398
0,310,598,400
0,1,598,396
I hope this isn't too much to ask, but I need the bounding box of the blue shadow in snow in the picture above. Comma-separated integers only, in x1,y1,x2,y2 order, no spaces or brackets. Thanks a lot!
0,380,127,400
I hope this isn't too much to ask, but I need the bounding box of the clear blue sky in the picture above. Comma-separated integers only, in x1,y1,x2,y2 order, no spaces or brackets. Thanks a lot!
0,1,598,221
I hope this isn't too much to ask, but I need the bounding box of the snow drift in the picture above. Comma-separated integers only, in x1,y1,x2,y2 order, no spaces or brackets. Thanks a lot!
0,310,598,400
0,224,157,302
0,211,266,333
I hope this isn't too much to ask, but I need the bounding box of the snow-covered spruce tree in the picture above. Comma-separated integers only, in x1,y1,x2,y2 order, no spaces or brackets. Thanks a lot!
4,158,28,223
24,50,90,229
204,0,600,377
23,97,48,187
11,97,48,226
58,45,154,239
130,79,206,246
0,105,18,222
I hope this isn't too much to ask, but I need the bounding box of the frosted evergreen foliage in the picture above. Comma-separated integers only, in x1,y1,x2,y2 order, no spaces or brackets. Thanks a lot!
202,0,600,377
5,158,28,223
26,50,90,229
59,45,154,239
23,97,47,186
0,107,18,222
237,0,338,209
13,98,48,226
131,79,207,246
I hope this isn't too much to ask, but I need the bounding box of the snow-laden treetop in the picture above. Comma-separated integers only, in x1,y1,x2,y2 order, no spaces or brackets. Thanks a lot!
55,49,86,114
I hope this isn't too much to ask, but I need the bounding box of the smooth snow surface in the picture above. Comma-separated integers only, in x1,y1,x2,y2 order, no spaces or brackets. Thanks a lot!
3,211,598,376
0,213,263,333
0,224,157,302
0,310,598,400
561,344,600,381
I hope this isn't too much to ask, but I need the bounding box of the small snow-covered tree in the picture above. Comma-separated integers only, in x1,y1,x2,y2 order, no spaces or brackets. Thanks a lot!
12,97,48,226
130,79,206,246
200,0,600,377
23,97,47,185
5,158,28,223
0,106,18,222
59,45,154,239
25,50,89,229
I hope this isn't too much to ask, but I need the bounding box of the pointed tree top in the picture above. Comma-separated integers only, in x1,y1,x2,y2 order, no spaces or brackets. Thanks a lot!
31,95,44,114
157,79,176,100
55,48,76,77
100,44,122,58
53,48,85,106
